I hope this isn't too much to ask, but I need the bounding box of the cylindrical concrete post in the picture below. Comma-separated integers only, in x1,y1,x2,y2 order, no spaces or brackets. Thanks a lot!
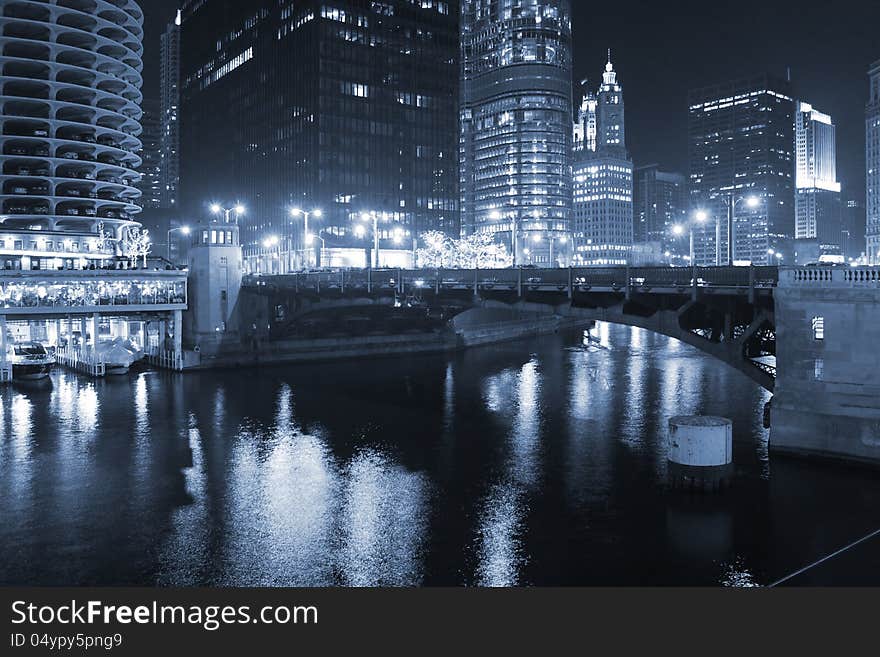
667,416,734,492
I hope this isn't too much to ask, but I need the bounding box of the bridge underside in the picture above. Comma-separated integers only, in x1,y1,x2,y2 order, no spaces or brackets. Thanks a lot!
250,282,776,392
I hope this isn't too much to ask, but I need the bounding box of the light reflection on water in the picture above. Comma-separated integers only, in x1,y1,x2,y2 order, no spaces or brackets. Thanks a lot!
1,324,879,586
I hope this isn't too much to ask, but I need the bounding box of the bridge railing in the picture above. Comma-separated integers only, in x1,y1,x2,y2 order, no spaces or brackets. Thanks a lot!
248,265,781,293
782,267,880,288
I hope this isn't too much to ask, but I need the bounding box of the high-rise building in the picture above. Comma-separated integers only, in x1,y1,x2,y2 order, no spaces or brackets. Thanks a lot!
460,0,573,266
0,0,145,265
572,57,633,266
179,0,459,273
633,164,687,257
794,101,841,258
867,60,880,263
842,199,867,262
160,10,181,210
688,74,795,266
138,100,163,210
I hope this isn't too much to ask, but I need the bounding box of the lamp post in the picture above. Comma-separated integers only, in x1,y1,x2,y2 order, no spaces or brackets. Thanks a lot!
210,203,245,224
166,225,190,261
290,207,323,271
359,211,389,269
673,211,708,264
305,232,326,269
262,235,280,274
698,194,760,265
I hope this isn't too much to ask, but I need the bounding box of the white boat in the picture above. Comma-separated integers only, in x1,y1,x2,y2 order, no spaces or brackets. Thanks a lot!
95,339,136,376
10,342,55,380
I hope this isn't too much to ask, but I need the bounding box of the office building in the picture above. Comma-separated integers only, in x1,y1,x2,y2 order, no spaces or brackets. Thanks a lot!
633,164,687,259
867,60,880,263
572,57,633,266
460,0,573,266
160,10,181,210
688,74,795,265
179,0,459,273
794,102,841,257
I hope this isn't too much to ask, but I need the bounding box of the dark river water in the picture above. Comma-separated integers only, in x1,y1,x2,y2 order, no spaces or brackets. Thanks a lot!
2,324,879,587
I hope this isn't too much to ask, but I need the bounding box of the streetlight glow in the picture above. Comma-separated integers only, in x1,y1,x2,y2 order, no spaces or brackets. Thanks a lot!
695,210,709,222
672,224,685,236
210,203,222,215
746,196,760,208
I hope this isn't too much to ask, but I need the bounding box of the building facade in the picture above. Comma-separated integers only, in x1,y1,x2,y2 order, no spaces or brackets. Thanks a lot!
633,164,687,260
868,60,880,263
572,57,633,266
460,0,573,266
794,102,841,257
0,0,145,269
159,10,181,210
137,99,162,210
688,74,795,266
179,0,459,273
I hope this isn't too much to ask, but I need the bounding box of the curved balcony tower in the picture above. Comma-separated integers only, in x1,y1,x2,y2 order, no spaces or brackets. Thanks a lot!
0,0,144,247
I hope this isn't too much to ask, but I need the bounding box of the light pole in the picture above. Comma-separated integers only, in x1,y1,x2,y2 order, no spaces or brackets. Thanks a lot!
263,235,280,274
290,207,323,271
673,211,708,264
359,211,389,268
166,225,190,261
210,203,245,224
698,195,760,265
305,232,326,268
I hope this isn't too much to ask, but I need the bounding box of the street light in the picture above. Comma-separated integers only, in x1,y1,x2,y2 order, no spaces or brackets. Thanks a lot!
359,211,390,268
210,203,245,224
305,232,326,268
673,211,707,264
166,225,190,261
703,194,761,266
290,207,322,270
263,234,280,273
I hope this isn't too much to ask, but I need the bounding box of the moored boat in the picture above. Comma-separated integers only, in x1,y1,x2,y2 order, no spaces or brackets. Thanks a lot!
10,342,55,381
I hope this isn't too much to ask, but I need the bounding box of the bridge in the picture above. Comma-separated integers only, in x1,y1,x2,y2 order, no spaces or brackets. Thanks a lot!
246,265,780,391
245,264,880,467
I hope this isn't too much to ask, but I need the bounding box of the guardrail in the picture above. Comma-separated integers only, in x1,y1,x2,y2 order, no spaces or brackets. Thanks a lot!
783,267,880,288
246,265,780,295
55,346,106,377
146,348,184,372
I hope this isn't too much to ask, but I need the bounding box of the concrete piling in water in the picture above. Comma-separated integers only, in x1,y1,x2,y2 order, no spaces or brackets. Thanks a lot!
667,416,733,492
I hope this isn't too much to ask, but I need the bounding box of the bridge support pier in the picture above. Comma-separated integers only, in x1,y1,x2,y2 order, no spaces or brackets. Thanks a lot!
771,270,880,466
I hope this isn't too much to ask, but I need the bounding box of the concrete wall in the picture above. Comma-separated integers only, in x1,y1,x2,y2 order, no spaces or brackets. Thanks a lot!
771,268,880,465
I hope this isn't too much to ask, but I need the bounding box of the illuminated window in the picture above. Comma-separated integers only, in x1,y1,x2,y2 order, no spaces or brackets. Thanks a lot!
811,316,824,341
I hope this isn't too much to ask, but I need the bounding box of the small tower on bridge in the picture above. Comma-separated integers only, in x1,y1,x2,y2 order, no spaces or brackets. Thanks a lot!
184,218,243,356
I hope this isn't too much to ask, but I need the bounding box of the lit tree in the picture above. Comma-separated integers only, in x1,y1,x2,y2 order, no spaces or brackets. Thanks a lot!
120,227,152,267
455,232,512,269
416,230,456,268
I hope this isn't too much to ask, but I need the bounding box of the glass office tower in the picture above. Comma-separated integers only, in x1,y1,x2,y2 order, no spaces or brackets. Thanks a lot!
460,0,573,267
867,60,880,263
179,1,459,272
688,74,795,266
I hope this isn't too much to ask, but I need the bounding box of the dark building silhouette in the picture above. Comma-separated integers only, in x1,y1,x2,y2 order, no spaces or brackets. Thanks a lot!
179,0,459,273
688,74,795,265
633,164,687,258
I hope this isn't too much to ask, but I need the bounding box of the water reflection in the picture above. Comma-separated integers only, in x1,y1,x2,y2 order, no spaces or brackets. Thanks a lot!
1,324,879,586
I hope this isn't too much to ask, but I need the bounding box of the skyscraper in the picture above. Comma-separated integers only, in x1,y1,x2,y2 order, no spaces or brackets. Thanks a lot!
179,1,459,273
633,164,687,257
460,0,573,266
688,74,795,266
572,57,633,266
137,100,163,211
867,60,880,263
160,10,181,210
0,0,144,262
794,101,841,256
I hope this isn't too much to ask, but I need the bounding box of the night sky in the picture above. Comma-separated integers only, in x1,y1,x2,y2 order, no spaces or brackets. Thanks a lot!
142,0,879,202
